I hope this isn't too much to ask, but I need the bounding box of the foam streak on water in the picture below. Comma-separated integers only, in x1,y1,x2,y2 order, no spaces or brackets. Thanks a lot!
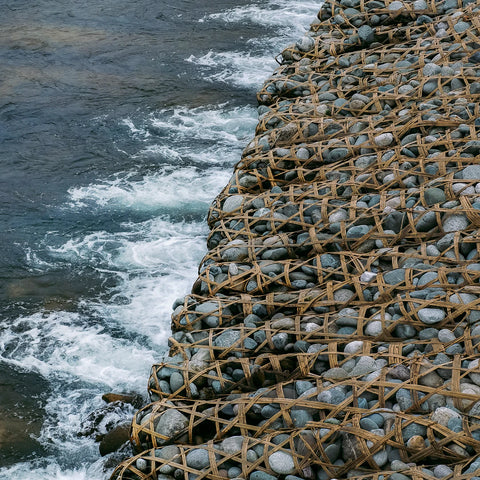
189,0,321,89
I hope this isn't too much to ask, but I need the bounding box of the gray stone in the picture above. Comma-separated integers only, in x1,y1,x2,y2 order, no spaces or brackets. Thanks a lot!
464,140,480,154
358,25,374,44
320,253,340,269
351,356,376,376
292,409,313,428
186,448,210,469
329,148,349,162
169,372,184,392
360,418,379,431
323,367,350,380
346,225,371,238
154,409,189,444
443,213,469,232
431,407,461,427
449,292,477,305
272,332,289,350
454,21,470,33
296,147,310,160
418,308,445,324
195,301,219,314
388,0,404,10
463,165,480,179
469,359,480,386
438,329,455,343
296,36,315,52
390,473,411,480
324,443,340,463
396,389,413,410
333,289,355,302
222,240,248,261
416,211,437,232
222,195,244,212
413,0,427,8
215,330,241,348
155,445,181,474
423,63,441,77
228,467,242,478
374,133,394,147
424,187,446,205
373,449,388,467
136,458,148,471
295,380,314,396
365,320,382,336
391,460,409,471
418,271,439,286
268,451,296,475
384,269,406,285
221,436,245,454
250,472,277,480
402,422,426,441
433,465,454,478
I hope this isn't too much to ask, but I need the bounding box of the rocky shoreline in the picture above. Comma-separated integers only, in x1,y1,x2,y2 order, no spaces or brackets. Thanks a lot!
110,0,480,479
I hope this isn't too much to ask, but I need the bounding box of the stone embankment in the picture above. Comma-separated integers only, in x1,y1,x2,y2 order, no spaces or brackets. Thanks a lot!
111,1,480,479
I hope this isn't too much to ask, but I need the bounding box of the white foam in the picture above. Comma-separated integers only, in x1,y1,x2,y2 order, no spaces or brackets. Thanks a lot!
68,166,229,211
46,217,208,344
123,104,257,145
189,0,322,89
0,462,102,480
186,51,278,89
0,311,156,387
204,0,320,33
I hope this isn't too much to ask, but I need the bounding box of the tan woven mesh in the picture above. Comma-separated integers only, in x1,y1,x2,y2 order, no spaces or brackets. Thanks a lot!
110,0,480,478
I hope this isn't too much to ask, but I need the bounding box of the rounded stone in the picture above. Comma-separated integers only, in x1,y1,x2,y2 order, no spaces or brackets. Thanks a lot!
154,409,189,443
443,213,469,233
431,407,461,427
186,448,210,469
333,289,355,302
417,308,446,324
221,436,245,454
388,0,404,10
438,329,455,343
170,372,185,392
374,133,394,147
434,465,453,478
365,320,383,336
296,36,314,52
424,187,446,205
423,63,441,77
462,165,480,180
136,458,148,471
268,451,296,475
222,195,244,213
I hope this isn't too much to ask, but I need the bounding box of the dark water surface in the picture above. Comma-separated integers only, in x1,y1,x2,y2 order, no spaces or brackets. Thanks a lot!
0,0,318,477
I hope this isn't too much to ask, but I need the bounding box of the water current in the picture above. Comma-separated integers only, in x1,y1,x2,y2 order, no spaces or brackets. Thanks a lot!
0,1,319,478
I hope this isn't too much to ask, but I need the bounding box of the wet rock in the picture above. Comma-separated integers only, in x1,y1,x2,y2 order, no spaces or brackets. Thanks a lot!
99,422,130,456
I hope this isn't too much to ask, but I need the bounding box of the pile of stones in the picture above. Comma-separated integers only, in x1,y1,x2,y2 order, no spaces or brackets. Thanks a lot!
110,0,480,479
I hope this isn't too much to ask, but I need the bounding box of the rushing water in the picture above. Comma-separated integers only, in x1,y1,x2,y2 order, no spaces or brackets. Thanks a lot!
0,0,319,478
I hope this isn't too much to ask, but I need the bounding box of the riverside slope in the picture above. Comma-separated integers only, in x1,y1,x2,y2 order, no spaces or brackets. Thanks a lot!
111,1,480,479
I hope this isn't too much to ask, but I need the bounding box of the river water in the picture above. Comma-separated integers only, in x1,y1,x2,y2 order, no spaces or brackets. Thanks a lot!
0,1,319,478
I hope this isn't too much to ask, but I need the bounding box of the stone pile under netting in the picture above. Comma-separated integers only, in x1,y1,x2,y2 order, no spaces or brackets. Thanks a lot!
111,1,480,479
